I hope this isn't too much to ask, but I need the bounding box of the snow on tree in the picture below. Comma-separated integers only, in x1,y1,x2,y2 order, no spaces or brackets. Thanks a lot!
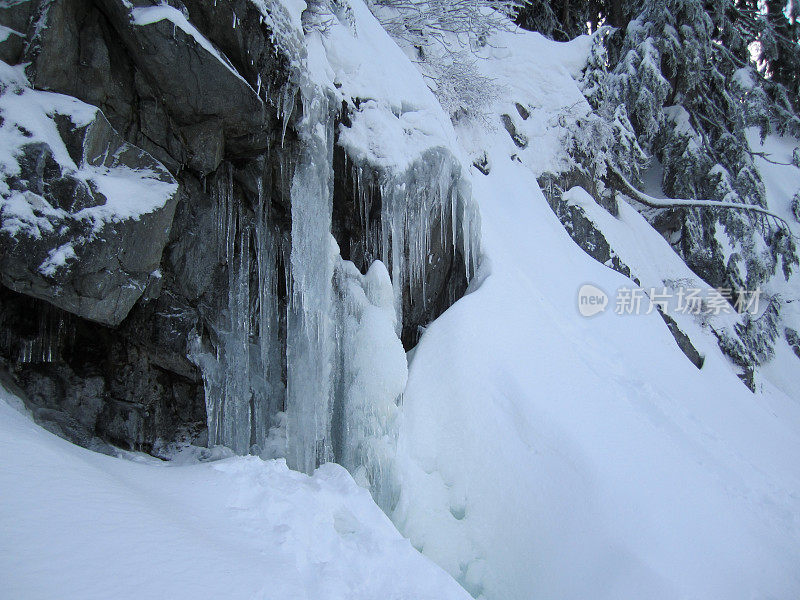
566,0,800,367
369,0,522,47
365,0,517,124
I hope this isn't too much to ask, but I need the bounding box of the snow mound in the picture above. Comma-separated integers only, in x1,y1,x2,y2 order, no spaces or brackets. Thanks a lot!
304,0,463,171
0,383,470,600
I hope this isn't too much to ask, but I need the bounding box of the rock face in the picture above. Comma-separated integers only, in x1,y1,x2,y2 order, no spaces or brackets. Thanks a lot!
786,327,800,360
541,174,706,372
0,88,179,325
0,0,475,458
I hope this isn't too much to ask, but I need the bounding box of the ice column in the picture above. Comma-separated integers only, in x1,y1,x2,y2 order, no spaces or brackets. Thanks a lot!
253,180,285,455
199,167,254,455
285,88,337,474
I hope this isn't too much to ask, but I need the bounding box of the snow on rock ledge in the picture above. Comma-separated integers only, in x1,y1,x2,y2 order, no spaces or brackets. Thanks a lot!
0,61,178,326
304,0,480,348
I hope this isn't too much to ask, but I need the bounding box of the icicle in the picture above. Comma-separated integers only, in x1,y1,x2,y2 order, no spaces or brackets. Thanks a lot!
285,87,337,475
352,149,482,338
253,176,284,456
279,87,296,148
199,166,254,455
18,305,70,364
222,201,252,453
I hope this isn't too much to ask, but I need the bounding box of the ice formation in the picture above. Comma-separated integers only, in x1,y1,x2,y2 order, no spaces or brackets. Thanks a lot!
193,77,480,488
192,166,256,456
333,258,408,510
286,87,337,474
346,149,479,334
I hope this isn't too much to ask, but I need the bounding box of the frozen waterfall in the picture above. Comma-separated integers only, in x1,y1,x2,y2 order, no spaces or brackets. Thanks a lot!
193,79,480,490
285,89,337,474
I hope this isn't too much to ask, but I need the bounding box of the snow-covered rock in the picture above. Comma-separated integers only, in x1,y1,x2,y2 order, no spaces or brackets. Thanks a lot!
0,61,178,325
1,2,799,600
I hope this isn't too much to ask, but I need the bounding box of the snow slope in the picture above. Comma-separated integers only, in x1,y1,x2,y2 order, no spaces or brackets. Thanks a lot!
392,27,800,600
0,386,471,600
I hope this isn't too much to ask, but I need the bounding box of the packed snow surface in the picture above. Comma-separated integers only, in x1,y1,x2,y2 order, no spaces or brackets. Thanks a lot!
0,386,470,600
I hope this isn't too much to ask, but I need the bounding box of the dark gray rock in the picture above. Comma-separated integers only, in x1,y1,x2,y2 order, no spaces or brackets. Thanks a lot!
786,327,800,360
94,0,268,147
181,119,225,175
180,0,300,90
22,0,136,133
500,113,528,148
545,187,632,279
657,309,704,370
0,0,34,33
0,287,206,452
0,102,179,326
0,0,33,64
166,176,221,301
119,292,202,381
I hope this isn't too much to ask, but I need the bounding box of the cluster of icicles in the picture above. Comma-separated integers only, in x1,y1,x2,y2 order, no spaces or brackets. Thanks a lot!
192,82,479,509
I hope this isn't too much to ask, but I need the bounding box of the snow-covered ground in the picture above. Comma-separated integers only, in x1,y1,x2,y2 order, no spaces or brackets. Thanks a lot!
394,151,800,600
390,22,800,600
0,385,470,600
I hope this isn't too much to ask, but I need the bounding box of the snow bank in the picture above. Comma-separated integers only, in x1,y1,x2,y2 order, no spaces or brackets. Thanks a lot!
390,25,800,600
394,149,800,600
0,384,470,600
304,0,463,171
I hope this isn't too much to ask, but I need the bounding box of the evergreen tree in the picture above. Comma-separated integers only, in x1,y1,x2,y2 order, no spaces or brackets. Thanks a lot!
515,0,635,39
576,0,798,365
759,0,800,104
478,0,798,367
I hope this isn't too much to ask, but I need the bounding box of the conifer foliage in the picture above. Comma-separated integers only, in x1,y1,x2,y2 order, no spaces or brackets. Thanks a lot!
519,0,800,369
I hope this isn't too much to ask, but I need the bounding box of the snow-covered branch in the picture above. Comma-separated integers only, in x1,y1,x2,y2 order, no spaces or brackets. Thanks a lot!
608,166,797,239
